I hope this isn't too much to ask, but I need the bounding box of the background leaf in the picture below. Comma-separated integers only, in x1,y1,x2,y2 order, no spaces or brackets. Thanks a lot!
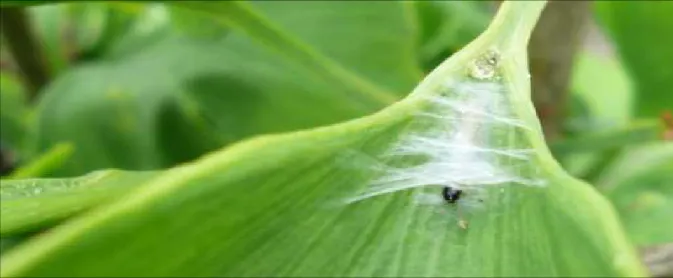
414,1,492,71
569,51,633,130
31,1,423,176
598,142,673,246
0,73,28,153
1,169,157,235
596,1,673,118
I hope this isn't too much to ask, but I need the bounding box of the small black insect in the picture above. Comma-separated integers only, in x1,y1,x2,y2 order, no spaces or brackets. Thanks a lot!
441,186,463,204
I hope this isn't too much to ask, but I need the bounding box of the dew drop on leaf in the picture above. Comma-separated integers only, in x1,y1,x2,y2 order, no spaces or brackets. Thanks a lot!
469,50,501,80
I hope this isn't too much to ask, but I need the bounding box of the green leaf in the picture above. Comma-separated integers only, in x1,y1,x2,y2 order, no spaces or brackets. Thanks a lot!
33,1,423,175
551,119,664,180
8,142,74,179
29,4,70,75
167,5,229,39
26,2,141,75
561,51,637,180
570,51,633,128
415,1,491,71
0,1,54,7
0,73,28,152
599,143,673,245
102,3,174,58
0,2,646,276
1,235,31,256
596,1,673,117
67,2,138,60
175,1,420,100
551,119,663,155
0,169,157,235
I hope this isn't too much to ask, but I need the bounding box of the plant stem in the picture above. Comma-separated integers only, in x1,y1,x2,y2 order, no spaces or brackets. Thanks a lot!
0,6,50,101
0,144,17,176
482,1,547,52
528,1,591,141
641,243,673,277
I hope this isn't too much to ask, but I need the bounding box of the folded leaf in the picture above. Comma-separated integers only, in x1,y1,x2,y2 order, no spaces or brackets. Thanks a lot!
0,2,646,277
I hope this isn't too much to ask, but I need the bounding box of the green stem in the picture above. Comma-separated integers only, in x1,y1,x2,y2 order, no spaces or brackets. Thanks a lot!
409,1,547,99
482,1,548,53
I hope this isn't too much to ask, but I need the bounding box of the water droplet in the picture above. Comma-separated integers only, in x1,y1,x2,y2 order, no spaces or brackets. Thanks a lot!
469,50,501,80
470,63,495,80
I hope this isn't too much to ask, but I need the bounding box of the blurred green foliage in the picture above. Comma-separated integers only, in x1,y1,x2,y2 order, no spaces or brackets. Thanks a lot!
0,1,671,276
596,1,673,118
1,2,493,176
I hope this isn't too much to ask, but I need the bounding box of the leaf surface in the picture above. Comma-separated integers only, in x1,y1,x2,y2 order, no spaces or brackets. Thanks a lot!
596,1,673,117
599,142,673,245
32,1,422,175
0,2,645,277
0,74,28,152
1,169,157,235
